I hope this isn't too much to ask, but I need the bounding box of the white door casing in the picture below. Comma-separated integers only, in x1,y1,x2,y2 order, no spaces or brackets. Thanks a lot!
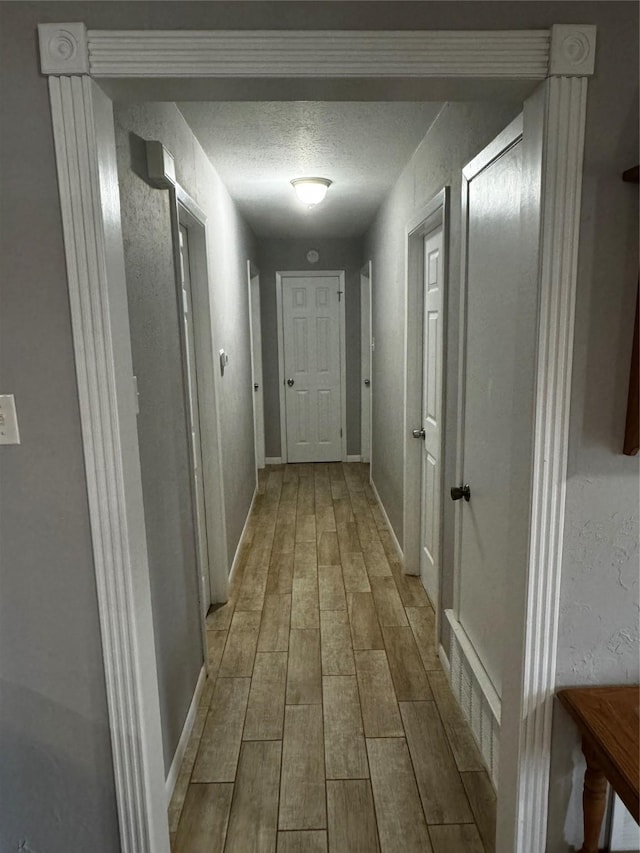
418,226,444,607
177,223,210,622
277,271,346,463
247,261,265,472
360,262,372,464
39,23,595,853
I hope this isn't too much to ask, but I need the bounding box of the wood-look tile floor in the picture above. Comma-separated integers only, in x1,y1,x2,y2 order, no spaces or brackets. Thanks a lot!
169,462,496,853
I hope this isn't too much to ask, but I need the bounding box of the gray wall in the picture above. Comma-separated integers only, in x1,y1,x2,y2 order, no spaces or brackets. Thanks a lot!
257,238,363,458
115,103,204,774
0,3,636,852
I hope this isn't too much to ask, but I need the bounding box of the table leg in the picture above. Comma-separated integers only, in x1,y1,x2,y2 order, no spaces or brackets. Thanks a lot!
578,738,608,853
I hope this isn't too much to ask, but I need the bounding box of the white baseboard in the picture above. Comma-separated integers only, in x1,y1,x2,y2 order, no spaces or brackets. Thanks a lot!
370,477,404,565
165,664,206,806
445,609,501,786
438,643,451,677
265,456,282,465
229,486,257,585
346,454,362,462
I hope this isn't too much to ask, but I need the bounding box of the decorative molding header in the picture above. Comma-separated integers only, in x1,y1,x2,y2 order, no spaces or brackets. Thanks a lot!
549,24,597,76
38,23,89,75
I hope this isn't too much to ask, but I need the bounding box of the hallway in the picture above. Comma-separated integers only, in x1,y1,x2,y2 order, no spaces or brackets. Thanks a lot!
169,462,496,852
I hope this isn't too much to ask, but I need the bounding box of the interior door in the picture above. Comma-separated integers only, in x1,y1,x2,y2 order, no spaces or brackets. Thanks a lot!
455,114,538,700
248,266,265,470
281,273,343,463
419,227,444,604
178,224,210,616
360,264,372,464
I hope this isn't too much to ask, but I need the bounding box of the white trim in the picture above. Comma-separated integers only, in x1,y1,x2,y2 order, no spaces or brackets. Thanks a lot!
47,75,169,853
370,477,403,565
549,24,596,76
228,486,258,586
265,456,282,466
360,261,372,464
172,186,229,609
347,455,362,463
84,30,551,79
438,643,451,678
447,610,501,787
165,665,206,806
247,260,265,474
276,270,347,463
38,24,594,853
403,189,449,592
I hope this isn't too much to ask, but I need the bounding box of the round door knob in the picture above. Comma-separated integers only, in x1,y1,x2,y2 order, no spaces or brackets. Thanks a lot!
450,484,471,502
287,378,294,387
254,383,259,391
412,428,425,439
364,379,371,386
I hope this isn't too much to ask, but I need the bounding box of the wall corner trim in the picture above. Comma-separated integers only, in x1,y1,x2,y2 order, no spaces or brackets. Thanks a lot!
38,23,89,75
549,24,596,77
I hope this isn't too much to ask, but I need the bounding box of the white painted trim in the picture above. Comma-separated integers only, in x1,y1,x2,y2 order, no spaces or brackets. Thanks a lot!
370,477,404,565
46,75,169,853
265,456,282,466
549,24,597,76
165,665,206,806
360,261,372,465
38,24,594,853
438,643,451,678
447,610,501,787
276,270,347,463
172,186,229,610
347,455,362,463
228,486,258,586
403,189,449,599
84,30,552,79
247,260,265,474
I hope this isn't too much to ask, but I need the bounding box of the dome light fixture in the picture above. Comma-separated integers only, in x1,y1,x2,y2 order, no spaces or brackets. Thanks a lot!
291,177,332,207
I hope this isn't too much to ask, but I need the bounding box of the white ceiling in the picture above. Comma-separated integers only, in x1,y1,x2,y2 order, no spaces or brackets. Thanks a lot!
177,102,442,239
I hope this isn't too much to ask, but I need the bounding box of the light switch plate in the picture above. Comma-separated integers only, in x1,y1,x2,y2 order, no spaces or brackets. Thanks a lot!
0,395,21,445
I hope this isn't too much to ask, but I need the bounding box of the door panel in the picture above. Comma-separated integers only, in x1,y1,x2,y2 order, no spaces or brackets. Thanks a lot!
457,132,525,700
360,267,372,464
419,227,444,604
282,274,343,463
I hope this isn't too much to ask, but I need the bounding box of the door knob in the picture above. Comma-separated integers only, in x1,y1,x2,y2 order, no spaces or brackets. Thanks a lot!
412,428,425,439
286,378,294,387
364,379,370,386
254,383,259,391
450,484,471,502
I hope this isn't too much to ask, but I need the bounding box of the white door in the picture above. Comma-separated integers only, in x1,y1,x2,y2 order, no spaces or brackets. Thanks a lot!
178,224,210,616
455,115,537,701
418,227,444,604
360,263,372,464
280,272,344,463
247,265,265,470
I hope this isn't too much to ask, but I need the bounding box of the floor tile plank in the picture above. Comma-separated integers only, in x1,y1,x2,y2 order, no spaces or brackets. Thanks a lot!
323,676,368,779
286,628,322,704
266,552,294,596
427,671,485,771
293,542,317,580
367,737,433,852
327,779,380,853
428,824,485,853
291,577,319,629
348,592,384,650
391,562,431,607
399,701,473,824
320,610,355,675
354,650,403,737
218,611,261,677
192,678,250,782
318,530,341,566
370,576,409,627
461,771,497,853
296,514,317,542
382,625,433,700
341,553,371,593
318,565,347,611
258,594,292,652
173,783,233,853
224,740,281,853
279,705,326,830
206,600,234,631
244,652,287,740
406,606,439,670
276,831,327,852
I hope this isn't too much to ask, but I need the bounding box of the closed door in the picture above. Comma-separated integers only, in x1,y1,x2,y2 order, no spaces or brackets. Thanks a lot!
456,116,537,700
178,224,210,615
280,272,344,463
419,227,444,604
248,267,265,470
361,264,372,464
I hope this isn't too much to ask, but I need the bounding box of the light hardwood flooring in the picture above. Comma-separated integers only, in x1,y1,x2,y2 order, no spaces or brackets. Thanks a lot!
169,462,496,852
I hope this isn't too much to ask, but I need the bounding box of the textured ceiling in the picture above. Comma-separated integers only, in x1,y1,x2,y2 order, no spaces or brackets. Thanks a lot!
177,102,442,239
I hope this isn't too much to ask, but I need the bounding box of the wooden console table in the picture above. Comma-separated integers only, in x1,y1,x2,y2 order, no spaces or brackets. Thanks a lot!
558,686,639,853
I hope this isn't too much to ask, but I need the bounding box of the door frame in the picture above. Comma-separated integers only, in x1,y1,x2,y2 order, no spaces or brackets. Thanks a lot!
360,261,373,465
171,186,229,609
39,22,595,853
275,269,347,463
247,260,265,475
403,189,450,627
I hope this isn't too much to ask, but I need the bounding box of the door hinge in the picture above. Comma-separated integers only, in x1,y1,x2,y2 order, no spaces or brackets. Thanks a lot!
132,375,140,415
340,428,343,437
338,290,343,302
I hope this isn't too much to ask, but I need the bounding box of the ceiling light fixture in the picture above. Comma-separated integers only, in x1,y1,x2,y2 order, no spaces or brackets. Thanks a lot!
291,177,332,207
